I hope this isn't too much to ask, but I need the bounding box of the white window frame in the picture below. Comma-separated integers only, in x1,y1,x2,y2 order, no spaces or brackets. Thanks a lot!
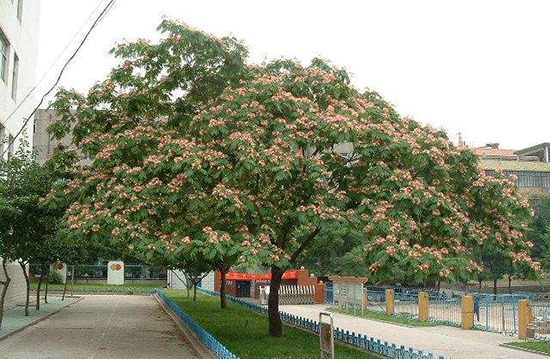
12,53,19,100
0,30,9,84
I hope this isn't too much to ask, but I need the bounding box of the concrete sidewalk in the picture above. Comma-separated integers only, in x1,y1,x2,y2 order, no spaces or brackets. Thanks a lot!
0,295,200,359
280,304,546,359
0,296,79,341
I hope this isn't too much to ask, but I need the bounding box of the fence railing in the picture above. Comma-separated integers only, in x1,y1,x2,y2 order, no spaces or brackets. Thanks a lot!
30,263,167,280
529,303,550,341
278,285,316,305
156,290,240,359
394,293,419,319
197,288,455,359
331,285,539,335
429,297,461,327
473,294,522,335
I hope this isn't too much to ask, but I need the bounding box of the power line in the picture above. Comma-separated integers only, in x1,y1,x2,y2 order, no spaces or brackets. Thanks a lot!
1,0,117,158
1,0,109,129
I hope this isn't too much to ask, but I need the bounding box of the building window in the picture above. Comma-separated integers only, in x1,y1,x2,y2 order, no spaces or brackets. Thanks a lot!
12,53,18,100
484,170,550,189
514,171,550,189
0,30,9,84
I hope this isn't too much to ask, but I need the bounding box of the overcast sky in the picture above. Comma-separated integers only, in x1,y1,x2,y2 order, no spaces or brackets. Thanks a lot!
36,0,550,149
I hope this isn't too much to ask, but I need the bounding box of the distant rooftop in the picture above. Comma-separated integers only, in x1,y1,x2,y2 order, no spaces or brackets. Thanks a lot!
473,142,549,163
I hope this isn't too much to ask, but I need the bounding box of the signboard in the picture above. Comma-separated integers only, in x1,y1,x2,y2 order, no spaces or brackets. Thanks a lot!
225,270,301,281
319,312,334,359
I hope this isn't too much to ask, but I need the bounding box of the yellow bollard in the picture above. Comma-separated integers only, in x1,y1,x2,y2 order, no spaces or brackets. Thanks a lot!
386,289,394,315
461,295,474,330
518,300,533,340
361,291,368,317
418,292,429,322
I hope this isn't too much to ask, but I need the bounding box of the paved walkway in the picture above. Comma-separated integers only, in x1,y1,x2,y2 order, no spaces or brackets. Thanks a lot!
0,295,200,359
280,304,546,359
0,297,79,340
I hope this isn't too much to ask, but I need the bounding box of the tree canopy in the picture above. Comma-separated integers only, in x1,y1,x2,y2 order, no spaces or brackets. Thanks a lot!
46,19,538,336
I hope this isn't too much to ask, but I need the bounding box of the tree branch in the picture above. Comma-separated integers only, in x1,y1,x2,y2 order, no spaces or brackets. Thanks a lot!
289,226,321,264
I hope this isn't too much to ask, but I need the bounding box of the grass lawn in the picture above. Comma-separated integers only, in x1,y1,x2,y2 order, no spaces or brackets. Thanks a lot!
165,290,378,359
30,282,162,294
506,341,550,355
328,306,440,327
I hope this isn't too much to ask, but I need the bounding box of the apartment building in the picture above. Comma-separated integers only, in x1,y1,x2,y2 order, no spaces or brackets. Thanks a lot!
474,142,550,202
0,0,41,308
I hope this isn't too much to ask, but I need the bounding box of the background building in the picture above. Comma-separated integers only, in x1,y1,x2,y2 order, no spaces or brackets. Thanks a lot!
33,108,73,164
0,0,40,153
0,0,40,309
474,142,550,203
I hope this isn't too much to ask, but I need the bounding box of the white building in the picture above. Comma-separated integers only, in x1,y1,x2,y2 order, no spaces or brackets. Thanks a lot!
0,0,40,153
0,0,40,309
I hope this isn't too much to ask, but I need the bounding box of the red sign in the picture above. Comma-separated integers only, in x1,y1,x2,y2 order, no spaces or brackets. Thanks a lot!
225,270,300,281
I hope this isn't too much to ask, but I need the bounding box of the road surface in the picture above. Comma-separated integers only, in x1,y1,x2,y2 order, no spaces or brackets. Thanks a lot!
0,295,200,359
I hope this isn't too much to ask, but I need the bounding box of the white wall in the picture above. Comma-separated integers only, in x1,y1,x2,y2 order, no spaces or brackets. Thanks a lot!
0,258,28,309
167,270,188,290
167,270,215,291
0,0,40,152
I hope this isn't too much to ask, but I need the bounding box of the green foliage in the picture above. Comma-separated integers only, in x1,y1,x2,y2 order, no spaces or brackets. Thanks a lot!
297,224,368,277
49,270,63,285
0,140,65,267
506,341,550,355
526,196,550,269
165,290,376,359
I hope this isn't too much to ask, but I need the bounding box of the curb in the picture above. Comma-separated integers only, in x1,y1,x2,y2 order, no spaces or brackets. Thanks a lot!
326,308,417,328
0,296,84,342
500,343,550,357
154,293,218,359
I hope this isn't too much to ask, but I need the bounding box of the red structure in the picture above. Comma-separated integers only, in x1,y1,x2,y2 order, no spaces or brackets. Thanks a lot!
214,269,326,303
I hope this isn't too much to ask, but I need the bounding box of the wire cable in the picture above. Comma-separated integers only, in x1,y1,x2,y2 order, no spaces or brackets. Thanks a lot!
0,0,109,129
1,0,117,157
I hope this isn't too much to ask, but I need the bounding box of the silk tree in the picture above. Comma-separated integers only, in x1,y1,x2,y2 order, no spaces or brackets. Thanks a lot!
48,20,537,338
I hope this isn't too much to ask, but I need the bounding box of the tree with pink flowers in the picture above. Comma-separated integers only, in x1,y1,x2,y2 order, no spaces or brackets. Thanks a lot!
48,19,538,337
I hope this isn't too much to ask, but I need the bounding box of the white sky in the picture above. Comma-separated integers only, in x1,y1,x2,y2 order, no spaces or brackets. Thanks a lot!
36,0,550,150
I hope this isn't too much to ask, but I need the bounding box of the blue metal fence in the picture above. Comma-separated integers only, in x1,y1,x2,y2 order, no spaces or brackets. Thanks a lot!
196,288,455,359
325,282,334,304
156,290,240,359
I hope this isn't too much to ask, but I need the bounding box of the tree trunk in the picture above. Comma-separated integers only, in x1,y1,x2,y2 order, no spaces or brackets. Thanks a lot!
62,273,68,301
493,278,498,295
193,283,197,302
478,279,482,291
0,259,12,329
36,264,46,310
508,275,512,294
220,269,227,309
268,266,284,337
71,265,75,298
44,265,50,304
19,261,30,316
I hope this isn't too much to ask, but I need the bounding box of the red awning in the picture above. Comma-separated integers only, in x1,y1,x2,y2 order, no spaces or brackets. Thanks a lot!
225,270,299,281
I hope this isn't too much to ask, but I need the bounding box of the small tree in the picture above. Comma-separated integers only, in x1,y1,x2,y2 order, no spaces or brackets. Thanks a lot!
0,142,64,316
0,248,13,328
